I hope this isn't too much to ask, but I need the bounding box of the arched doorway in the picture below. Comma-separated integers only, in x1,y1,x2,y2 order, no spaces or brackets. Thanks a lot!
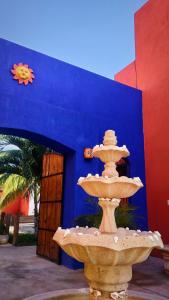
0,128,75,265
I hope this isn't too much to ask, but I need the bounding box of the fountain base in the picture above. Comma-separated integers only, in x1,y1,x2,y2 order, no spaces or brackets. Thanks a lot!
23,288,167,300
85,263,131,299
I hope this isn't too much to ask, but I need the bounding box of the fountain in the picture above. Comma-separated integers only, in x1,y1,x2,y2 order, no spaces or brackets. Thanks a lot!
52,130,163,300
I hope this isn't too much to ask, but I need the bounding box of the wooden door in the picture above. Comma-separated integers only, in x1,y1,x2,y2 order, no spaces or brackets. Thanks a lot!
37,153,64,262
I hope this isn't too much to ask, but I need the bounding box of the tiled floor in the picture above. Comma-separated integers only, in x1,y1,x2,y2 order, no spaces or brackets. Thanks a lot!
0,245,168,300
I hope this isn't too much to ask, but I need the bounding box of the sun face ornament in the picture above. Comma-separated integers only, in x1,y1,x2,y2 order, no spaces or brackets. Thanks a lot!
11,63,35,85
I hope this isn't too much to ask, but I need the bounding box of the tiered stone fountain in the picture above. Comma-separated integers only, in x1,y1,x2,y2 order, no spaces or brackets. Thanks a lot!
53,130,163,300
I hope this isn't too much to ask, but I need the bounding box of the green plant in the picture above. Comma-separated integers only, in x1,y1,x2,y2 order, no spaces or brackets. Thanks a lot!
0,220,6,235
9,233,37,246
0,135,52,233
75,197,139,229
115,202,137,229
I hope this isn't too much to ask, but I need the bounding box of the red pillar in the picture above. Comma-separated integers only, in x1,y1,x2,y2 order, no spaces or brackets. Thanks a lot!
115,0,169,243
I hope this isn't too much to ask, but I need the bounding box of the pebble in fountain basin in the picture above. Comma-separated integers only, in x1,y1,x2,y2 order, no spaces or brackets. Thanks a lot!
53,130,164,300
54,227,162,254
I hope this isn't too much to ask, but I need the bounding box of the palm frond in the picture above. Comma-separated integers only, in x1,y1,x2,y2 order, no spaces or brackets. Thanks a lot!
0,165,22,175
0,174,10,187
0,150,22,175
0,135,50,209
23,180,35,197
0,151,22,173
0,149,22,160
0,174,29,209
0,135,27,151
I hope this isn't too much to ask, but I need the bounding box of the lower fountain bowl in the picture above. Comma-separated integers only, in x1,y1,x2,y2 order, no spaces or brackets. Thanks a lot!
23,288,167,300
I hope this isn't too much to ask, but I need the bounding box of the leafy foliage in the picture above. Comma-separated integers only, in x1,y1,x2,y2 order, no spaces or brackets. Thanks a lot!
9,233,37,246
115,202,137,229
0,220,6,235
0,174,28,208
75,197,138,229
0,135,52,233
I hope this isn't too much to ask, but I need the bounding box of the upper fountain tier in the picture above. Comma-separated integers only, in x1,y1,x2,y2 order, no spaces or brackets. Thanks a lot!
93,129,129,164
78,130,143,199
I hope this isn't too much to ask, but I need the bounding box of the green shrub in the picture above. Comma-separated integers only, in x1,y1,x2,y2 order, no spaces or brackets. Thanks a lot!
0,220,6,235
75,197,139,229
9,233,37,246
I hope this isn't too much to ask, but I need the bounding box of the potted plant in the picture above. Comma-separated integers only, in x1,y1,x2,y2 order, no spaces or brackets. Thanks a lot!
0,220,9,244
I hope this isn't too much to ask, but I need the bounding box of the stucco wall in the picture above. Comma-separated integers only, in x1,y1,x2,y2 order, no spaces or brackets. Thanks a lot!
2,195,29,215
0,38,146,268
115,0,169,244
115,61,137,89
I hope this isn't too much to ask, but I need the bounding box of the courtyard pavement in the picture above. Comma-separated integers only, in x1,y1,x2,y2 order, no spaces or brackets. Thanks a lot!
0,245,168,300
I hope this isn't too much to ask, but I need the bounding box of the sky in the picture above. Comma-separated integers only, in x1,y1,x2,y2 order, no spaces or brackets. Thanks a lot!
0,0,147,79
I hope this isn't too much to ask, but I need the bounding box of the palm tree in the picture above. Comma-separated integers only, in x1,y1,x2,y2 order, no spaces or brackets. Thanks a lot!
0,135,51,233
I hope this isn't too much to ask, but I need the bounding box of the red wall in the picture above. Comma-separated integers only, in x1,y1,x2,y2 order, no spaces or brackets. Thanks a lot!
2,195,29,216
115,0,169,243
115,61,136,89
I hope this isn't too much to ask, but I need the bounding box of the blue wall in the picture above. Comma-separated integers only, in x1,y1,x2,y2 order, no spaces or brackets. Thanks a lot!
0,39,147,268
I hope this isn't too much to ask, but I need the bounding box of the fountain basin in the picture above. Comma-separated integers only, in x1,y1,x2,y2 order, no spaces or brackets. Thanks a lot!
53,227,163,265
78,176,143,198
93,145,129,163
23,288,167,300
53,227,163,294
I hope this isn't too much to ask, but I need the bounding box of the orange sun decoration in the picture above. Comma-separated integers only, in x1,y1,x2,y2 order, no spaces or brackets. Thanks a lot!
11,63,35,85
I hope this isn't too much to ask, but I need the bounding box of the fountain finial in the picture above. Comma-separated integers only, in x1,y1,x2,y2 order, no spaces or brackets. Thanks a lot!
103,130,117,146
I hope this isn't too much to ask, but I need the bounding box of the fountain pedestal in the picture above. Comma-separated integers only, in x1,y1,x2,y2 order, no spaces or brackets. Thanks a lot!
85,263,131,299
99,198,120,233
